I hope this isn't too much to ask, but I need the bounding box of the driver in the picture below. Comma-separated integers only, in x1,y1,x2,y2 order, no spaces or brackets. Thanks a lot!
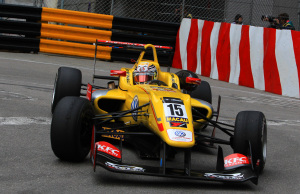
133,62,158,84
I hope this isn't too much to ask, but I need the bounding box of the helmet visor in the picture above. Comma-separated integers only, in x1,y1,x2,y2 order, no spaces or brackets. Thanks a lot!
133,72,154,84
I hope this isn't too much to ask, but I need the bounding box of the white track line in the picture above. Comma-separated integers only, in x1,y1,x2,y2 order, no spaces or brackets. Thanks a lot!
0,117,51,125
0,77,53,88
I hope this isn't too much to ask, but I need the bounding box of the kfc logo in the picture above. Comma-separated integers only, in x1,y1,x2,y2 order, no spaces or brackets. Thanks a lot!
224,153,250,169
95,141,121,159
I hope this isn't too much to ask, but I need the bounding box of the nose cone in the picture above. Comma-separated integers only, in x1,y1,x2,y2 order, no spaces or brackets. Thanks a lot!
149,89,195,148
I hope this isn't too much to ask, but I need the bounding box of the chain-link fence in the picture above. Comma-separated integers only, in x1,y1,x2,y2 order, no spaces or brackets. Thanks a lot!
2,0,300,30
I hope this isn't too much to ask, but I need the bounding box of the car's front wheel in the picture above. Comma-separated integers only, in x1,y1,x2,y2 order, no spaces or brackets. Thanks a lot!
233,111,267,173
51,96,94,162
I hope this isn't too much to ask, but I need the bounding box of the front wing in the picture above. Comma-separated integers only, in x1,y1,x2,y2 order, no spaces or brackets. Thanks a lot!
92,143,258,184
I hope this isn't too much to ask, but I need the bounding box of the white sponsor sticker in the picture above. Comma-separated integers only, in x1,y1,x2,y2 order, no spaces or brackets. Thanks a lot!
167,129,193,142
105,162,145,172
204,173,244,180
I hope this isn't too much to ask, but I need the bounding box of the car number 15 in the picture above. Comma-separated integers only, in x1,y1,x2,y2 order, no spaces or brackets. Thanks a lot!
163,103,188,118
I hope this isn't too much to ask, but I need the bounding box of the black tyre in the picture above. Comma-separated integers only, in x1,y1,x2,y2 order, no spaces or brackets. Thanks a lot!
51,96,94,162
189,80,212,104
233,111,267,173
51,67,82,113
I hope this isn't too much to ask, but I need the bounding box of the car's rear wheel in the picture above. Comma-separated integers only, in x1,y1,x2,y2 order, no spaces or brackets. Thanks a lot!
51,96,94,162
233,111,267,173
175,70,212,104
176,70,199,91
51,67,82,113
189,80,212,104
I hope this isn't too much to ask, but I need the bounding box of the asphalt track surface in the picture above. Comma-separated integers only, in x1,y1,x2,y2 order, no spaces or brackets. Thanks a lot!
0,51,299,193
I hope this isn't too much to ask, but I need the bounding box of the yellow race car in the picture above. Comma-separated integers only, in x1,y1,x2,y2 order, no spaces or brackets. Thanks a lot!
50,41,267,185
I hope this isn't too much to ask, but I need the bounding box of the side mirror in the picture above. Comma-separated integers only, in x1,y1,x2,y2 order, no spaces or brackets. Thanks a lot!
110,70,126,77
186,77,201,85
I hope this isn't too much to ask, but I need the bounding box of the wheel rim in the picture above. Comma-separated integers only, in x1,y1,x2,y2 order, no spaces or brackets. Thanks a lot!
51,73,58,109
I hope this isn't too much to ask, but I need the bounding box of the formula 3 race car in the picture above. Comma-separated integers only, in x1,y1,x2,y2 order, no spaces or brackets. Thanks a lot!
50,40,267,185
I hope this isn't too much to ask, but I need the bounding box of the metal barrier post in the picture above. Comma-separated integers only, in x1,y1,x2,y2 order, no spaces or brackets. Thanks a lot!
110,0,114,15
60,0,64,9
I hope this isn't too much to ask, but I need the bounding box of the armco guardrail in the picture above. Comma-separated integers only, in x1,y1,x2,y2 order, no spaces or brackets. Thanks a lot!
40,23,112,43
0,3,179,65
0,3,41,21
0,35,40,53
41,7,113,29
40,39,112,60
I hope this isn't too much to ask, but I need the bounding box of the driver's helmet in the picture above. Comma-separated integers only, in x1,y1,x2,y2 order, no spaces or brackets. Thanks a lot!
133,62,158,84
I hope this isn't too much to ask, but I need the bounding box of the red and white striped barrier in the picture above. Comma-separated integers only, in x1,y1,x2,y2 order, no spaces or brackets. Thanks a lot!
172,18,300,98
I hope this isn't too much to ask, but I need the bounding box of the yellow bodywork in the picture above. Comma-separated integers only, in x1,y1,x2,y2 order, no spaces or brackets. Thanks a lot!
93,44,213,148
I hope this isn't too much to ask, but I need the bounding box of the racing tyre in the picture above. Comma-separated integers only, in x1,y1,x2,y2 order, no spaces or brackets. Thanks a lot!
233,111,267,173
51,67,82,113
51,96,94,162
189,80,212,104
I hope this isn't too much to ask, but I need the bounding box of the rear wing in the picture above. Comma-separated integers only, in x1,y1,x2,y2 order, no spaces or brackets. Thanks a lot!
95,40,173,51
93,40,174,83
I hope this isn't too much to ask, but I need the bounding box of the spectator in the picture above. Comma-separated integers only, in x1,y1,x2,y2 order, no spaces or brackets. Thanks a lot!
232,14,243,24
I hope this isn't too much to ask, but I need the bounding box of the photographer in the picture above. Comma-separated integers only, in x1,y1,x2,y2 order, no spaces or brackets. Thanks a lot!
262,13,295,30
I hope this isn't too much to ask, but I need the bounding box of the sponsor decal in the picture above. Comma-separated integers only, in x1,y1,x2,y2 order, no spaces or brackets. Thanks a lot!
162,97,183,104
150,86,175,92
224,153,250,169
175,130,186,137
131,95,139,121
105,162,145,172
204,173,244,180
167,129,193,142
170,122,187,128
166,117,189,123
95,141,121,159
101,127,124,140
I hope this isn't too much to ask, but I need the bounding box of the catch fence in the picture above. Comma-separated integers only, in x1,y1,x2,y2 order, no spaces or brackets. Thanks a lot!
2,0,300,30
